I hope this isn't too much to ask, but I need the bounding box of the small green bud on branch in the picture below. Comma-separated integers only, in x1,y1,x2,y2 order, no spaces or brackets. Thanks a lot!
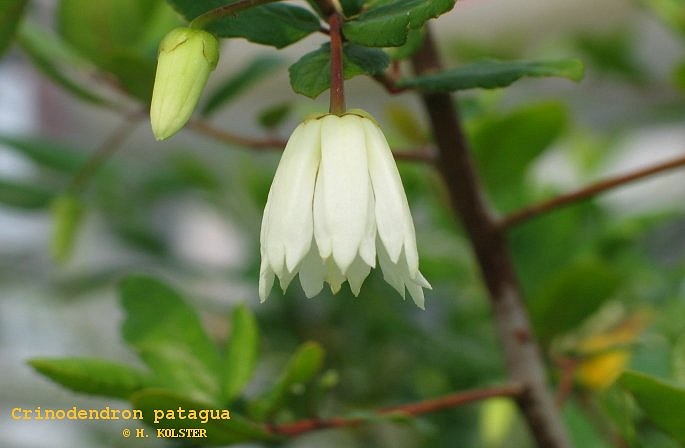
150,27,219,141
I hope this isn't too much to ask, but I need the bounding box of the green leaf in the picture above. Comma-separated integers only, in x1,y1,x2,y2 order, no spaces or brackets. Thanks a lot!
575,29,645,81
510,202,600,296
642,0,685,38
0,135,86,173
163,0,226,20
202,55,283,117
165,153,221,192
110,220,168,255
619,371,685,444
469,101,568,210
58,0,173,100
290,43,390,98
343,0,455,47
0,178,54,209
106,50,159,102
564,401,611,448
249,341,324,421
18,24,113,107
672,59,685,92
51,194,85,264
397,59,585,91
340,0,365,16
58,0,160,53
257,102,292,130
167,0,321,48
206,4,321,48
389,27,425,60
119,275,221,404
0,0,28,58
222,304,259,403
29,358,150,399
530,258,620,343
131,389,276,444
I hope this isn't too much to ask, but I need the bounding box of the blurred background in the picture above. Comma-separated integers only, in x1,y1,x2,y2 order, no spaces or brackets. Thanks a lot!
1,0,685,447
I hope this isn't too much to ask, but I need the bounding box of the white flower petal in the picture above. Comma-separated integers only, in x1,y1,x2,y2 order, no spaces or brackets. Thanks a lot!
259,111,428,308
313,170,331,259
406,281,426,309
359,179,377,268
377,240,406,298
298,242,327,298
264,119,321,274
316,115,370,273
266,240,286,278
346,256,372,296
415,271,432,289
259,258,275,302
326,259,346,294
364,119,418,275
278,267,298,293
259,191,273,252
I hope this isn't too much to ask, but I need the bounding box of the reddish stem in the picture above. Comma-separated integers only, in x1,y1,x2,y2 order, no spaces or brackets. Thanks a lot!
187,119,287,149
187,119,434,162
328,13,346,115
269,384,523,437
500,153,685,228
373,71,408,94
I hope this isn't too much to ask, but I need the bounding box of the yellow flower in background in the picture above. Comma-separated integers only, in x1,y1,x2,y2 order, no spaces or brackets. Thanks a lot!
150,27,219,141
259,110,431,308
575,310,651,390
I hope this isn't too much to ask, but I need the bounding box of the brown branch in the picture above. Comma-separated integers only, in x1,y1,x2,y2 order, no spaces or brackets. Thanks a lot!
269,384,523,437
500,153,685,228
373,72,408,94
554,356,581,407
187,119,436,162
187,119,288,149
68,110,143,193
392,145,436,163
410,27,571,448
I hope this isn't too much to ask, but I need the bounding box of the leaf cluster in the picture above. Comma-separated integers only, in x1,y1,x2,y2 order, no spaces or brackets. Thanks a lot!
31,276,327,445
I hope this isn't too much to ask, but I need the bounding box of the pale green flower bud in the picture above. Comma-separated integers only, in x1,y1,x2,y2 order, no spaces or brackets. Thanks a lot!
150,27,219,141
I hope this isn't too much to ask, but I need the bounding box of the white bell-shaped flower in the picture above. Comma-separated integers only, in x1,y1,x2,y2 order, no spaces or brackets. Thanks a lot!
259,110,431,308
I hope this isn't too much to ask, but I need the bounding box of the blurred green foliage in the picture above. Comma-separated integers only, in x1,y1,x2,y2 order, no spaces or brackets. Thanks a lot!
0,0,684,447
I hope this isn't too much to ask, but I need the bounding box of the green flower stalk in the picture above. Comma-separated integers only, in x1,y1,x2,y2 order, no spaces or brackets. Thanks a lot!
150,27,219,140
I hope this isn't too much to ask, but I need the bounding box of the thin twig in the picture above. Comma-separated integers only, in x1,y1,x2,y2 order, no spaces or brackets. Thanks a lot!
373,71,408,94
554,356,581,406
187,119,436,162
392,145,436,163
68,110,143,193
269,384,523,436
500,153,685,229
187,119,288,149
